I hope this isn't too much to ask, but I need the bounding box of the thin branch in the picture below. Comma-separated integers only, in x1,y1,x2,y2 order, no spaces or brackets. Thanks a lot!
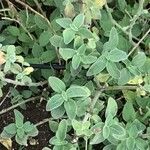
0,96,41,115
105,3,143,46
15,0,55,34
0,85,17,107
0,8,10,12
128,0,145,43
2,17,34,40
2,78,47,87
35,118,50,127
128,28,150,56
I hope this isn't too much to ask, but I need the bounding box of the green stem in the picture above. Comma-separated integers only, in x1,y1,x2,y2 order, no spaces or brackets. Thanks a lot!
0,96,40,115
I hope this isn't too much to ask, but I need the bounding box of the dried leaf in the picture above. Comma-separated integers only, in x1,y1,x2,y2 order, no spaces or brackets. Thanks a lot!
0,138,12,150
0,51,6,65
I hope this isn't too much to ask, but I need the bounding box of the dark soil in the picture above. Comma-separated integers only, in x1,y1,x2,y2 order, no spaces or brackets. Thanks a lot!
0,97,52,150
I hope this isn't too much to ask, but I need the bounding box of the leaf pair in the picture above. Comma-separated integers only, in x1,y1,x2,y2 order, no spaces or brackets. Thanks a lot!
59,44,97,70
46,77,91,120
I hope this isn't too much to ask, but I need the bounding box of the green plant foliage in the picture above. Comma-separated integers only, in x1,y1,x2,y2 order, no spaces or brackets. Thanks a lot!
0,0,150,149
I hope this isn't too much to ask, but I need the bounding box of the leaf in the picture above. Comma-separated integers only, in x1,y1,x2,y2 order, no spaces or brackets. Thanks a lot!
78,28,94,39
126,137,135,150
51,105,65,119
50,35,63,47
82,55,97,65
122,102,136,122
23,122,34,133
103,125,110,139
72,14,85,29
87,56,107,76
4,123,17,135
15,135,28,146
108,48,128,62
106,61,120,79
64,100,77,120
59,48,76,61
49,121,59,133
117,0,127,12
48,76,66,93
7,26,20,36
118,68,131,85
56,18,72,28
90,132,105,145
0,51,6,65
72,54,81,70
94,0,106,8
17,128,25,139
46,94,65,111
56,120,67,140
132,52,146,68
0,138,12,150
14,110,24,128
34,15,49,30
143,84,150,92
66,86,91,98
63,28,75,44
39,31,52,46
72,119,82,131
105,97,118,118
32,43,43,57
109,27,118,48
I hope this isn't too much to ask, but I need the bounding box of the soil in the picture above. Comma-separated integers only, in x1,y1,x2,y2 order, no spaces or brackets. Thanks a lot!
0,97,52,150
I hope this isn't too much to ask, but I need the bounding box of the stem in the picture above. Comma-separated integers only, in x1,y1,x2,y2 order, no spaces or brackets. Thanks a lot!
0,96,40,115
105,3,142,46
15,0,56,34
35,118,50,127
2,78,47,87
85,137,88,150
128,0,145,43
128,28,150,56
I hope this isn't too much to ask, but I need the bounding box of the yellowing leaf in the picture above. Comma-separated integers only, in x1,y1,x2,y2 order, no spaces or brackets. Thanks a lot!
0,138,12,150
24,67,34,75
0,51,6,65
136,88,146,96
96,73,110,83
128,76,143,85
94,0,106,8
16,56,24,63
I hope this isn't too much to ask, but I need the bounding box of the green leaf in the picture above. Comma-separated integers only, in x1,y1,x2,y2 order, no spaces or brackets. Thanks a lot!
82,55,97,65
64,99,77,120
132,52,146,67
126,137,135,150
17,128,25,139
48,76,66,93
108,48,128,62
4,123,17,135
56,18,72,28
106,61,120,79
59,48,76,61
50,35,63,47
143,84,150,92
72,54,81,70
39,31,52,46
78,28,94,39
6,45,16,63
72,14,85,29
87,56,107,76
103,125,110,139
32,43,43,57
105,97,118,118
108,27,118,48
23,121,34,133
56,120,67,140
46,94,65,111
122,101,136,122
72,119,82,131
34,14,49,29
117,0,127,12
90,132,105,145
7,26,20,36
118,68,131,85
66,86,91,98
63,28,75,44
51,105,65,119
49,121,59,133
14,109,24,128
15,134,28,146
